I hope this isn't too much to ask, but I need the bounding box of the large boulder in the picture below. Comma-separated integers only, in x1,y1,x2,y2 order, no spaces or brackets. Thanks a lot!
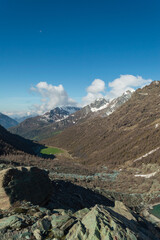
0,167,53,210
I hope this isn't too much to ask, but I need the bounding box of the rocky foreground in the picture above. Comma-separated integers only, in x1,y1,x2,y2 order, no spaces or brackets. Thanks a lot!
0,166,159,240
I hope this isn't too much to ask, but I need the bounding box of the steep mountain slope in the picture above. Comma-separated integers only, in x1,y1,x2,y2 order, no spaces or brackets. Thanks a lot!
0,124,41,155
0,113,18,129
9,92,132,140
44,81,160,167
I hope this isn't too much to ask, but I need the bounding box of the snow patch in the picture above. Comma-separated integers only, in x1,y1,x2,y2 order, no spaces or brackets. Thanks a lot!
55,115,68,122
139,93,148,96
133,147,160,162
90,103,109,112
155,81,159,85
135,171,158,178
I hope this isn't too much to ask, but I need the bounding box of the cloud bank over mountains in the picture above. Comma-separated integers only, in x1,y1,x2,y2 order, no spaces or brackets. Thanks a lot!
29,75,152,114
3,75,152,117
30,82,76,115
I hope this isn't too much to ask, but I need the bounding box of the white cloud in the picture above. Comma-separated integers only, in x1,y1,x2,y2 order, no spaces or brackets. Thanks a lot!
87,79,105,93
82,79,106,106
4,75,152,117
108,75,152,99
31,81,77,114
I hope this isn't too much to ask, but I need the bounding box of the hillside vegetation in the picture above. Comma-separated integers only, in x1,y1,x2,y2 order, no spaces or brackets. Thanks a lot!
43,81,160,167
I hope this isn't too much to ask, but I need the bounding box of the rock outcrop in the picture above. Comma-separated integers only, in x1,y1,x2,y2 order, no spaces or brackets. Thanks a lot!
0,164,159,239
0,202,159,240
66,204,151,240
0,167,52,210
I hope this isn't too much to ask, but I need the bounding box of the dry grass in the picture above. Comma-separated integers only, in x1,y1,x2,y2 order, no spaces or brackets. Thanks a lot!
43,82,160,168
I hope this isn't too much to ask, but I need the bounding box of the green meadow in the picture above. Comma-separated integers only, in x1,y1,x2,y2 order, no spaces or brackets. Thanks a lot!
40,147,63,155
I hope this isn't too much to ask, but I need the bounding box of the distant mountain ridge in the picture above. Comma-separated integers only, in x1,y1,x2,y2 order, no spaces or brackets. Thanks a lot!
39,106,81,123
9,92,132,140
9,106,81,140
14,114,38,123
0,113,18,129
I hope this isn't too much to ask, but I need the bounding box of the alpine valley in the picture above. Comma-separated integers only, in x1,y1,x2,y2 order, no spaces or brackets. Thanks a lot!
0,82,160,239
9,91,132,140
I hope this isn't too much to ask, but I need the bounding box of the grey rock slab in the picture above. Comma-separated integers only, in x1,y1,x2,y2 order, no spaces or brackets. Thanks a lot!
0,215,25,230
51,214,70,228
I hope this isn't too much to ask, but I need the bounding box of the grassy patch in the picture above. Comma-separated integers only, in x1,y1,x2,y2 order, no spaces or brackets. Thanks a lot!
40,147,63,155
150,204,160,219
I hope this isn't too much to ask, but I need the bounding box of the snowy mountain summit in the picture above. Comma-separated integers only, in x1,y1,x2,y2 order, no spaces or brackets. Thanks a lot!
89,98,110,112
40,106,81,123
105,90,132,116
84,90,132,116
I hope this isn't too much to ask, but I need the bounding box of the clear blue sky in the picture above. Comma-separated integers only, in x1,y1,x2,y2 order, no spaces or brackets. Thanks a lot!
0,0,160,115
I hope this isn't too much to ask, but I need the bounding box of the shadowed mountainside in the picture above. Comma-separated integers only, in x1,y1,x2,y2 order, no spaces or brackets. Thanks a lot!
0,124,42,155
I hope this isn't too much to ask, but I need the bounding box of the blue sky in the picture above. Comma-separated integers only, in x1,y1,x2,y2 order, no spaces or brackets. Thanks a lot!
0,0,159,115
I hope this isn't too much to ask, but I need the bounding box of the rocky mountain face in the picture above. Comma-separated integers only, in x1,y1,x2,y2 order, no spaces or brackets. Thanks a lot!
9,92,132,141
87,98,110,112
102,90,133,116
40,106,81,123
0,113,18,129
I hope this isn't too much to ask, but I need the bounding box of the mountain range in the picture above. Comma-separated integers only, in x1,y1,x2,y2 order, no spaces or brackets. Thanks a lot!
0,113,18,129
9,91,132,140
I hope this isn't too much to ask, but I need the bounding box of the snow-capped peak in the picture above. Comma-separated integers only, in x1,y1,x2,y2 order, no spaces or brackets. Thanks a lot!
39,106,81,123
89,98,110,112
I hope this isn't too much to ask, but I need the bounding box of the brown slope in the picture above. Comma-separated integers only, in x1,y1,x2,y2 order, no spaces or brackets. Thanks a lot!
43,81,160,167
9,115,49,139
